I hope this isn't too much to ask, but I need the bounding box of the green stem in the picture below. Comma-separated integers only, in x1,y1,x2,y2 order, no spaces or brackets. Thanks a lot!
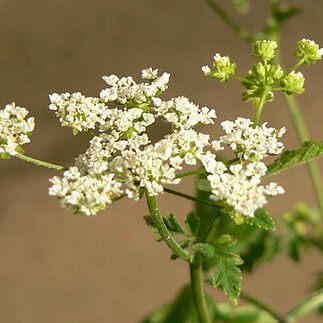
14,153,65,171
190,258,210,323
241,292,286,323
286,288,323,322
204,0,254,43
276,46,323,217
175,168,205,179
253,89,268,126
145,192,191,262
163,187,220,209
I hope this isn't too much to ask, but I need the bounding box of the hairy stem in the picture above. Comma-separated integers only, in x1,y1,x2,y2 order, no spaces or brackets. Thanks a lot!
15,153,65,171
204,0,254,43
241,292,286,323
286,288,323,322
145,192,191,262
190,258,210,323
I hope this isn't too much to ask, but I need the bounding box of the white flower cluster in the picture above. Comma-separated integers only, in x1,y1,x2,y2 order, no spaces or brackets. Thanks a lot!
201,154,284,217
49,167,122,216
155,96,216,130
49,92,108,134
48,68,285,217
215,117,285,161
0,102,35,157
100,68,170,105
49,68,216,215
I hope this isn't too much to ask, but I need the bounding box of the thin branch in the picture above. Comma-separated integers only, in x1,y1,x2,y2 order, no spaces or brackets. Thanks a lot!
163,187,220,209
286,288,323,322
14,153,66,171
241,292,286,323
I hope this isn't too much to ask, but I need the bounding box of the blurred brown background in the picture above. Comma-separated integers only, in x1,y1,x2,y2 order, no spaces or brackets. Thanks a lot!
0,0,322,322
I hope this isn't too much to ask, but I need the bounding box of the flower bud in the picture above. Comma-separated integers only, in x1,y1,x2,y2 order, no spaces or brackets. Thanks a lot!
295,39,323,64
253,40,278,61
281,71,305,95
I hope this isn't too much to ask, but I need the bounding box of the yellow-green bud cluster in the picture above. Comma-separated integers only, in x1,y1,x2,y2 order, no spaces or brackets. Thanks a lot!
253,40,278,62
202,53,236,83
295,39,323,65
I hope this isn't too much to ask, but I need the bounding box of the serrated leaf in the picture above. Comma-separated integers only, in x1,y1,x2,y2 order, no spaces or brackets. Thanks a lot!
212,252,242,304
185,212,200,235
196,178,212,192
267,140,323,175
247,209,276,231
163,213,184,234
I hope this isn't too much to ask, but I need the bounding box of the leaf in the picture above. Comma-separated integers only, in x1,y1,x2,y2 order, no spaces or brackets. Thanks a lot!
240,231,281,272
141,285,217,323
185,212,200,235
212,251,243,304
247,209,276,231
192,243,215,259
142,286,275,323
196,178,212,192
163,213,184,234
267,140,323,175
273,6,302,25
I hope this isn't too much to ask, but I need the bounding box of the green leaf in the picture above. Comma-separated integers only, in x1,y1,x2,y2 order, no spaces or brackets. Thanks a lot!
192,243,215,259
141,285,217,323
163,213,184,234
267,140,323,175
273,6,302,25
212,251,243,304
217,234,237,248
240,231,281,272
196,178,212,192
185,212,200,235
247,209,276,231
142,286,275,323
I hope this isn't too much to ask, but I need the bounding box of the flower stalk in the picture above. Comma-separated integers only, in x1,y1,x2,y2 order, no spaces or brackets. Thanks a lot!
190,258,210,323
15,153,65,171
145,192,191,262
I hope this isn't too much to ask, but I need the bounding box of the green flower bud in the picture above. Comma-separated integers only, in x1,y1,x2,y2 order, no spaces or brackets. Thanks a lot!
295,39,323,64
281,71,305,95
253,40,278,61
211,53,236,82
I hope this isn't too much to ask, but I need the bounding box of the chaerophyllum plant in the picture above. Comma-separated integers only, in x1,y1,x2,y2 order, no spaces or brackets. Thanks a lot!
1,3,323,322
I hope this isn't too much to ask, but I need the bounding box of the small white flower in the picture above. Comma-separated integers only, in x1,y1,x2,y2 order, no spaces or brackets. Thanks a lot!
0,102,35,156
141,67,159,80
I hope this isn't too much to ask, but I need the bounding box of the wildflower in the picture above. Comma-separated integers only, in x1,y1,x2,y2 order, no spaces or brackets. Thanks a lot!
156,96,216,130
0,103,35,158
218,117,285,161
204,160,284,217
49,92,108,134
49,167,123,216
